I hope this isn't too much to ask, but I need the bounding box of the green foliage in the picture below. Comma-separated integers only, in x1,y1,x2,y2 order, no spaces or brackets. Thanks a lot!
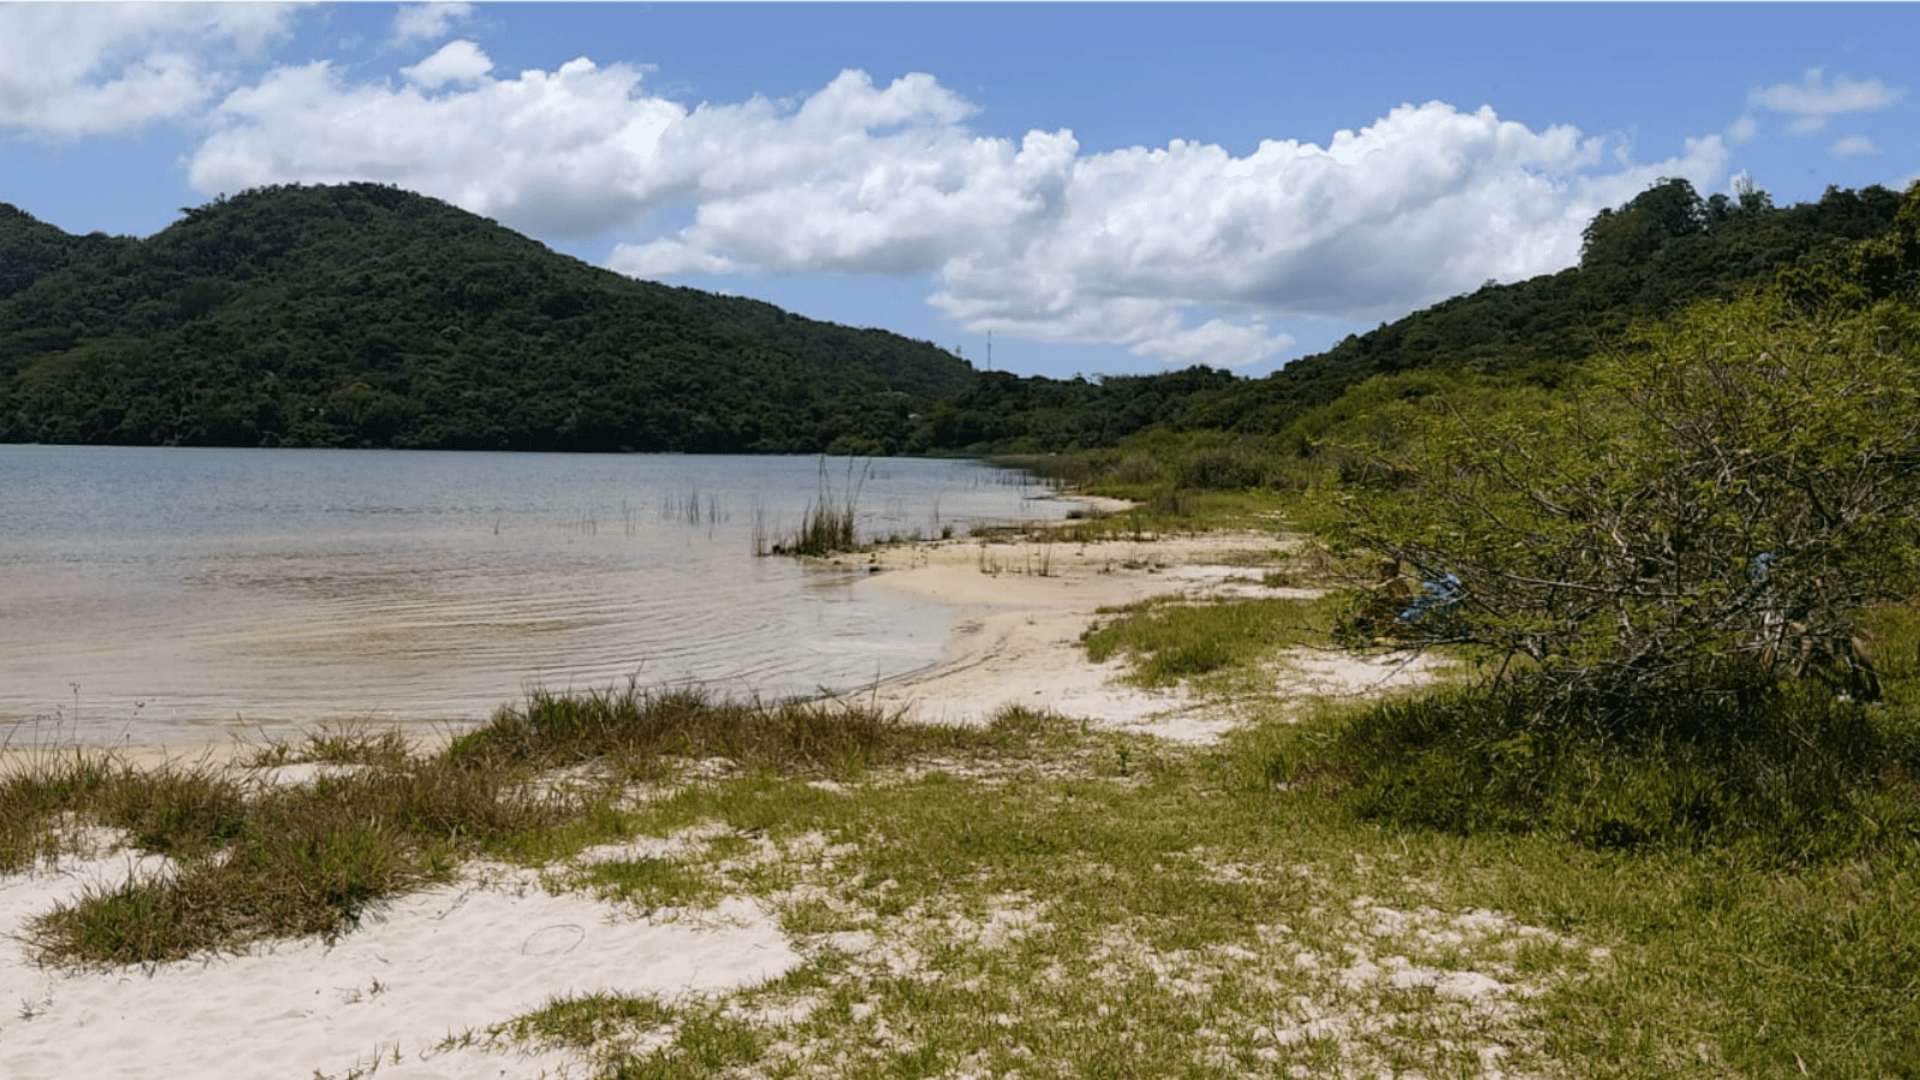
904,365,1243,454
0,184,972,452
1082,595,1335,688
1296,657,1920,864
1188,179,1906,438
1326,288,1920,710
4,177,1906,458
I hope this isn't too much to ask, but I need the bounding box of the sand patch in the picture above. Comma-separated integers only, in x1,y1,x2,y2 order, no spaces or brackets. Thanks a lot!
830,532,1302,741
1,846,800,1080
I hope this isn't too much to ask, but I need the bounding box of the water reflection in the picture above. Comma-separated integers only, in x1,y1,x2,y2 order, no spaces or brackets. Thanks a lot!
0,447,1063,745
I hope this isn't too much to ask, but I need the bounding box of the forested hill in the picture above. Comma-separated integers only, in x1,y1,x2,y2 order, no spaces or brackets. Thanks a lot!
854,178,1910,454
0,183,974,453
0,177,1907,455
1176,178,1909,436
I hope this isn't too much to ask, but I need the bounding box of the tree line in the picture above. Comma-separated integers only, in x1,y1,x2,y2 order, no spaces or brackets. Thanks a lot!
0,177,1905,454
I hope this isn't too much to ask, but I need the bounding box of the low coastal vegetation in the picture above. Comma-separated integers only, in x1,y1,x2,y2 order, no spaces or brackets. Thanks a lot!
754,460,868,557
5,181,1919,1076
8,586,1918,1075
4,689,1055,967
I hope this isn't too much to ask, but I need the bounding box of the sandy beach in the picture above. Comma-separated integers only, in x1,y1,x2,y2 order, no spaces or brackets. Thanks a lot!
0,525,1441,1079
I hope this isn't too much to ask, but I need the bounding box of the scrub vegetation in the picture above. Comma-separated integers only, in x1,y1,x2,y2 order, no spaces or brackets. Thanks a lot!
5,177,1920,1076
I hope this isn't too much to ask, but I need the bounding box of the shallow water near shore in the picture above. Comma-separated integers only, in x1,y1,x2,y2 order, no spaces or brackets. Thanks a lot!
0,446,1069,747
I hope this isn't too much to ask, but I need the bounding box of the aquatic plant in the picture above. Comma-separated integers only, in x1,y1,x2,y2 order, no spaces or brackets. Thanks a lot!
762,457,869,557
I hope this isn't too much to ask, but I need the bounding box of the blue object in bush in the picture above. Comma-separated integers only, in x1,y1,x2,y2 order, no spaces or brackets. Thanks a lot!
1400,572,1462,624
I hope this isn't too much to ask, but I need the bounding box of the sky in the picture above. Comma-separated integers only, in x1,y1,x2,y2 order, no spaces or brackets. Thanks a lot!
1,3,1916,381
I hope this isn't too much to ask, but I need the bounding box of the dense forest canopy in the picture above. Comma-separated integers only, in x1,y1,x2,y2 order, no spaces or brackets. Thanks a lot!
0,184,975,453
0,177,1906,454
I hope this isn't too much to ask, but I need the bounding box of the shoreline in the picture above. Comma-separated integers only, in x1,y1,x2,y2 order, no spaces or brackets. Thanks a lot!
1,520,1416,766
0,524,1461,1080
835,526,1319,743
3,525,1291,766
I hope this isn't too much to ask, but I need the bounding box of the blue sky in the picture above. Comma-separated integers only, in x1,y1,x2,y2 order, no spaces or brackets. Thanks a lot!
2,3,1915,379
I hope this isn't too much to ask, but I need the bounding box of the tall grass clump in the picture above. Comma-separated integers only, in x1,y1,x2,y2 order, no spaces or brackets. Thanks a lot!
0,749,121,871
762,456,867,557
449,682,1043,777
23,751,562,966
769,499,857,556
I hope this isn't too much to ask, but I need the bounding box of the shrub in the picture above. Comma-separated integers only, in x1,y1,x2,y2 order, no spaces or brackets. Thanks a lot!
1328,290,1920,718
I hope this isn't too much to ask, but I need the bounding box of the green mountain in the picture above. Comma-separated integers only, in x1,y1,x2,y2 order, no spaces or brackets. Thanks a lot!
0,183,973,453
1179,179,1907,437
879,179,1909,456
1,177,1907,456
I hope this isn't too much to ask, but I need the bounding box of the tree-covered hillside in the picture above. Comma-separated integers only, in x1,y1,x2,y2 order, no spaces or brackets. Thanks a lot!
886,178,1908,455
1176,179,1907,437
0,183,974,452
0,177,1907,455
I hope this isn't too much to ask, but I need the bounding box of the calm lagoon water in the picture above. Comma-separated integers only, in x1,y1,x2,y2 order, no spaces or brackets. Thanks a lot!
0,446,1071,746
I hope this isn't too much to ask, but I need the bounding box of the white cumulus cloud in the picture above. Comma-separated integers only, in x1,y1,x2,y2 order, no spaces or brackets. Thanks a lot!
1749,67,1904,134
393,2,472,45
192,54,687,237
0,3,294,138
189,58,1729,368
402,40,493,89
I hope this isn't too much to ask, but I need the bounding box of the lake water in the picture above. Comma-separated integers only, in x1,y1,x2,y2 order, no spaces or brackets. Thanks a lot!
0,446,1071,747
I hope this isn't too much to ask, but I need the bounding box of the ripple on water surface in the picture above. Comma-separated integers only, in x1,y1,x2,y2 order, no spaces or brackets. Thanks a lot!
0,447,1066,745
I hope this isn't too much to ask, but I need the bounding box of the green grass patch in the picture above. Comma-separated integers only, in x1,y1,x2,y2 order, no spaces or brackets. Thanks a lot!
1081,594,1341,687
10,691,1068,968
500,992,678,1049
576,856,721,910
449,683,1064,778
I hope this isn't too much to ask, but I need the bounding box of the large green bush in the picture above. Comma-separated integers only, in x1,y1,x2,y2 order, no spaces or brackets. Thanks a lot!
1330,289,1920,714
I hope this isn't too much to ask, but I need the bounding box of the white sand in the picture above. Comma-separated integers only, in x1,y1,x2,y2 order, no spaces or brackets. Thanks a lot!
1,526,1441,1078
835,529,1431,742
1,841,799,1080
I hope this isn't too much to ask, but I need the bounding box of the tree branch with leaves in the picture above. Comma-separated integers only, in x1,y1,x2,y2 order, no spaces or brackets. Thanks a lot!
1327,289,1920,716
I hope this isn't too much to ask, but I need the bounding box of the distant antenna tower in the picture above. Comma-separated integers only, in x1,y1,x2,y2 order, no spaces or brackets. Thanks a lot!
987,331,993,372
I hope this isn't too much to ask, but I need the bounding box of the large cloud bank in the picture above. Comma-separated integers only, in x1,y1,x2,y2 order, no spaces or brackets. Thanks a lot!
11,23,1733,366
186,43,1729,366
0,3,293,138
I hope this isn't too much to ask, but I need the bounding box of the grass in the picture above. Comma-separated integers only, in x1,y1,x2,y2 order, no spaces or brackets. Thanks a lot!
25,752,557,964
764,498,859,557
12,518,1920,1076
446,682,1054,779
758,457,868,557
1081,592,1347,688
6,688,1063,968
1272,602,1920,869
14,666,1920,1075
